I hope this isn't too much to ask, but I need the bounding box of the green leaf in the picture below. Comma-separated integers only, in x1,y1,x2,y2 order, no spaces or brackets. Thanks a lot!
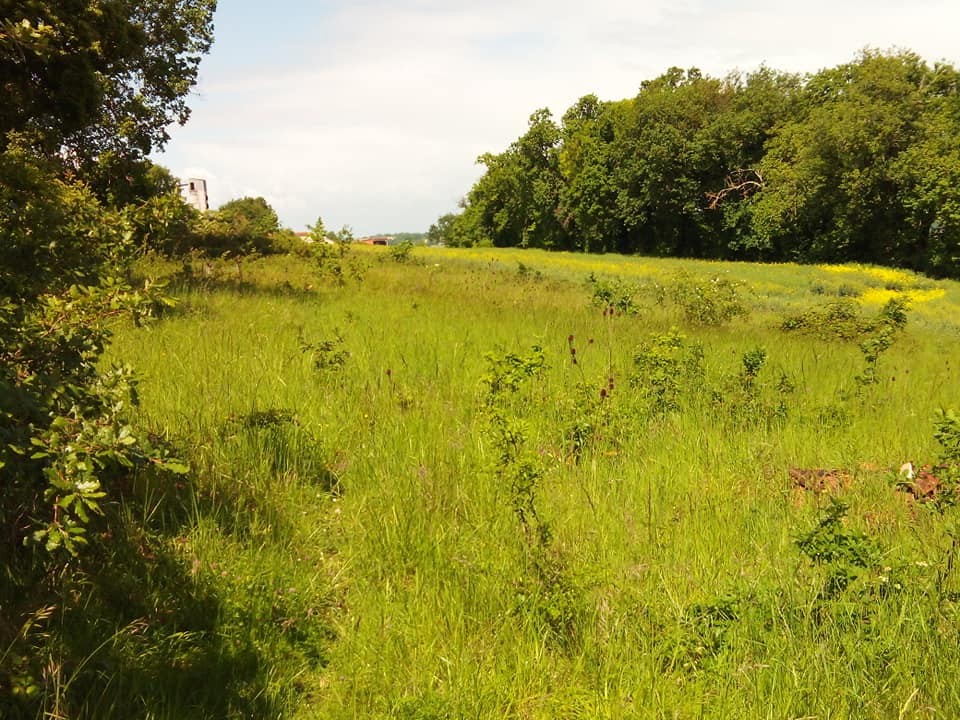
157,459,190,474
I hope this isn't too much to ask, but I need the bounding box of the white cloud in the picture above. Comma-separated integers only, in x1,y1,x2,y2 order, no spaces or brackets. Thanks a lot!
155,0,960,234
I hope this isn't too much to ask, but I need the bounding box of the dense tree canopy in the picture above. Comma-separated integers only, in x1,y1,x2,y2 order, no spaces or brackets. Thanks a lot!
438,50,960,277
0,0,216,161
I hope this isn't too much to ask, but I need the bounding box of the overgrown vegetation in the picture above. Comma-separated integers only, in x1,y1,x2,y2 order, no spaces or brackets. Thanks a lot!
6,4,960,716
85,247,960,718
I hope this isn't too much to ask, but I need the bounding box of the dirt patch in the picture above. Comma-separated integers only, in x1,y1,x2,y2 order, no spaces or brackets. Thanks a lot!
896,463,947,502
789,467,851,494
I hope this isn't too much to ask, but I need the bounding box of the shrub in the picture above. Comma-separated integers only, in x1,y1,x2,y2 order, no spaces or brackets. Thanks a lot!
669,271,749,325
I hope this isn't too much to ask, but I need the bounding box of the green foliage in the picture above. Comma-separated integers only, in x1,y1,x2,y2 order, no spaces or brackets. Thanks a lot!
426,210,486,247
782,297,910,363
0,154,188,713
781,299,870,340
667,595,741,671
669,272,749,325
0,0,217,712
0,148,130,299
308,215,328,244
935,409,960,464
480,346,583,645
796,499,882,598
299,328,350,373
389,239,416,263
516,261,544,281
313,227,366,285
558,374,620,461
480,346,546,400
96,249,960,717
217,196,280,239
441,50,960,277
191,196,284,257
855,298,910,387
122,191,201,256
711,346,793,427
630,331,704,415
586,273,641,314
0,0,215,161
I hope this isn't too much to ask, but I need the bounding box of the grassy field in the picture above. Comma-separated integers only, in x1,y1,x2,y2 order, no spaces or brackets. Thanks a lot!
103,245,960,718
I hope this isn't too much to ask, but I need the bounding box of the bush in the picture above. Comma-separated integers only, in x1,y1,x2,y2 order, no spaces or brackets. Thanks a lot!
669,272,749,325
0,147,183,714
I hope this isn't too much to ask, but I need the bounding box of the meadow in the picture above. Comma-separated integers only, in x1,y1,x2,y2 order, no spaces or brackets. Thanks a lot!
104,245,960,718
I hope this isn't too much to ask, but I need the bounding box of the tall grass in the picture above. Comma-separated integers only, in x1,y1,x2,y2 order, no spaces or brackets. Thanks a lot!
99,248,960,718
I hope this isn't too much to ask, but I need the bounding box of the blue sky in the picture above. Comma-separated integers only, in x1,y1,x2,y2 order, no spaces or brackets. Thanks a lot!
154,0,960,236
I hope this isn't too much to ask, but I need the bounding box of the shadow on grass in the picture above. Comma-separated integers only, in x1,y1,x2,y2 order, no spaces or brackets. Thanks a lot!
0,419,339,719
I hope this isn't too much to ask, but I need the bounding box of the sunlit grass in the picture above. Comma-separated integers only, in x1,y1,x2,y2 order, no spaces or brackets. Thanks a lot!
106,248,960,718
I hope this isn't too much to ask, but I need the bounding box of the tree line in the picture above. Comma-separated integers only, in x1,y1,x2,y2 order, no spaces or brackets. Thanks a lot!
431,50,960,277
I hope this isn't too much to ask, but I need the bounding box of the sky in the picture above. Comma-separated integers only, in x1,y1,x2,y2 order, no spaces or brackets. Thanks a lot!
154,0,960,236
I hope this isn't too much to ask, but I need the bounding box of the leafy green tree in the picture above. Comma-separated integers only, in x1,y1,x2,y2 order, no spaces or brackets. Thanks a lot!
612,67,742,257
0,0,216,161
427,212,457,245
218,196,280,238
309,215,329,243
0,0,216,712
748,50,960,268
462,109,565,249
194,196,282,256
557,96,631,252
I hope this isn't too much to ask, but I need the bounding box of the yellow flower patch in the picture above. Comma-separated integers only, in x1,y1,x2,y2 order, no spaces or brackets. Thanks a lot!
860,287,945,305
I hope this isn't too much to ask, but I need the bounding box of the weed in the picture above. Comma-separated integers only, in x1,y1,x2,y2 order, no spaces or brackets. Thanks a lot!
666,594,741,672
559,375,619,462
630,331,704,416
855,298,909,387
313,233,365,285
711,347,793,427
480,345,546,400
586,273,641,315
796,498,882,599
517,261,544,281
224,407,340,494
388,240,416,263
481,346,583,647
934,409,960,463
298,328,350,373
781,299,869,341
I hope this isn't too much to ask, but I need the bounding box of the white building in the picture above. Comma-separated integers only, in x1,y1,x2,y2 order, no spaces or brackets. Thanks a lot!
183,177,209,212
